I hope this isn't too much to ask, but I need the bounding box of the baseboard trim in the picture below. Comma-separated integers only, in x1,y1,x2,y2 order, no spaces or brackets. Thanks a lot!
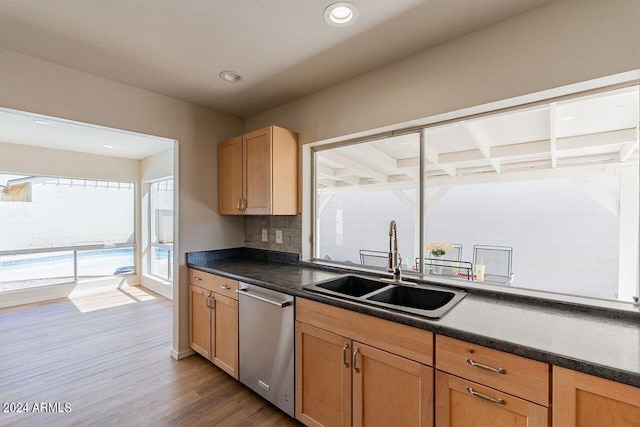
140,276,173,299
171,348,195,360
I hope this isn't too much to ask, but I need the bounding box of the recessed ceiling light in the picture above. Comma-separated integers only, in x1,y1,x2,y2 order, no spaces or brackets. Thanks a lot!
33,119,50,125
103,144,115,149
324,2,359,27
219,70,244,83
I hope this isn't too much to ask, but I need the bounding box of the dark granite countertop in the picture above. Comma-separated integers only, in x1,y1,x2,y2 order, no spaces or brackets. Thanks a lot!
187,248,640,389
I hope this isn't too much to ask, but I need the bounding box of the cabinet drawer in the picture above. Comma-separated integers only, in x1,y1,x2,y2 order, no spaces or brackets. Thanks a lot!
436,335,549,406
190,268,215,287
210,274,239,300
435,371,548,427
189,269,239,300
297,298,433,366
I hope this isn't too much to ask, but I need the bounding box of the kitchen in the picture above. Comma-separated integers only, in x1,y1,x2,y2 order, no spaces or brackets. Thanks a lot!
0,0,639,425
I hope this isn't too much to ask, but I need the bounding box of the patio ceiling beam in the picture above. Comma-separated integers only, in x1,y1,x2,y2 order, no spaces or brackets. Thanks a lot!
438,128,638,165
570,177,619,218
559,128,637,151
619,142,638,162
424,186,451,215
423,129,457,177
319,151,389,183
618,126,639,162
341,144,398,173
317,194,335,216
392,189,415,214
461,121,502,173
397,157,419,168
424,145,457,177
316,164,362,186
550,102,558,168
424,162,630,188
317,180,416,195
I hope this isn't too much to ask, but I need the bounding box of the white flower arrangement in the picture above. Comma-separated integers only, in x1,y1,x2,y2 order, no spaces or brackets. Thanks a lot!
427,241,452,257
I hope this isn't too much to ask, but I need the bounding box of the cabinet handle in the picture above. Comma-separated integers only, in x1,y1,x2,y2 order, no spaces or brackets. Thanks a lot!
205,294,212,308
466,358,507,374
194,276,203,281
352,346,360,373
342,342,349,367
465,386,506,405
237,198,242,211
220,285,231,290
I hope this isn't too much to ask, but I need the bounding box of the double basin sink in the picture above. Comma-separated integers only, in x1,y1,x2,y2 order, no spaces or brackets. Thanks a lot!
303,275,466,319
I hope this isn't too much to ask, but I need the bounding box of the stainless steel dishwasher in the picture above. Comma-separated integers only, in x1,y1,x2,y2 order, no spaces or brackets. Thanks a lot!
238,282,295,417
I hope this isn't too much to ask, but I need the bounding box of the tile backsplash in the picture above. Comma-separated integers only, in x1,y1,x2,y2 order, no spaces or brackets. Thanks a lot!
244,215,302,255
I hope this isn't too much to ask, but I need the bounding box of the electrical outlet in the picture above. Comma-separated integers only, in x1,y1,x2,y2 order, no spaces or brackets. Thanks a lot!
261,229,268,242
276,229,283,244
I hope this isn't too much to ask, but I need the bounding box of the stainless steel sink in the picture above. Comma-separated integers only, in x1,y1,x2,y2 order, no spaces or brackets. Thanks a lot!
303,275,466,319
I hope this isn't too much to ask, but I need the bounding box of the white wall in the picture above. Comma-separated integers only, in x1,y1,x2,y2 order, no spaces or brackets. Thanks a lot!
0,141,139,182
141,148,173,182
244,0,640,265
0,47,244,358
245,0,640,142
0,179,135,250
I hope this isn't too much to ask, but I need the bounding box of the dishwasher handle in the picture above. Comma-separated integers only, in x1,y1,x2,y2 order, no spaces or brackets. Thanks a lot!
237,289,292,308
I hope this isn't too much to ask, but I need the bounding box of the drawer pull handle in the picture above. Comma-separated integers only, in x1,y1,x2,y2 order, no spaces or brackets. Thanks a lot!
466,386,506,405
220,285,231,290
194,276,203,281
353,346,360,373
466,358,507,374
342,342,349,367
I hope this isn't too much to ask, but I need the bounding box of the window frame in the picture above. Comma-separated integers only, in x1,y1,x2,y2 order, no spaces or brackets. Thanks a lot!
310,81,640,306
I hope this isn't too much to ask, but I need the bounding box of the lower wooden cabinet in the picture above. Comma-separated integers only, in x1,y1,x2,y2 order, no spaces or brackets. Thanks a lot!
435,371,548,427
189,284,211,359
353,342,433,427
552,366,640,427
295,298,434,427
211,293,238,378
296,322,351,427
189,269,239,379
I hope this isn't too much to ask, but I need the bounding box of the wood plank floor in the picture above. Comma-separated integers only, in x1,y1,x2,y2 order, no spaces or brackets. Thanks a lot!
0,287,300,427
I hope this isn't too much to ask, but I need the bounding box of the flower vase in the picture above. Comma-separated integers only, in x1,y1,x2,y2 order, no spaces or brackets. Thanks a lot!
432,254,444,274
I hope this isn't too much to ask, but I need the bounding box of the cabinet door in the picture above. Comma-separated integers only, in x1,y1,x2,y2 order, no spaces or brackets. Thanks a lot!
190,285,211,360
243,127,272,215
352,342,433,427
212,293,239,379
553,366,640,427
435,371,548,427
296,322,352,427
218,136,243,215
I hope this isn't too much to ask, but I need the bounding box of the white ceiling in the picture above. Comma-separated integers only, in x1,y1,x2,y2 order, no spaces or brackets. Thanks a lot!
0,0,552,119
0,108,174,160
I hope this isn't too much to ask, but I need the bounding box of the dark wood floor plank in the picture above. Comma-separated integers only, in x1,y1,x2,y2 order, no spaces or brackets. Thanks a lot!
0,287,299,427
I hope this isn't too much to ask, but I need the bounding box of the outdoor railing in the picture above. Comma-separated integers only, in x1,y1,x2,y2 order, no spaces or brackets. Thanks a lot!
0,243,136,286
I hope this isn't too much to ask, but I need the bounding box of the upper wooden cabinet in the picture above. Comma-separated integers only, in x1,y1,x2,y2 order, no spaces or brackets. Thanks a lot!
553,366,640,427
218,125,298,215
